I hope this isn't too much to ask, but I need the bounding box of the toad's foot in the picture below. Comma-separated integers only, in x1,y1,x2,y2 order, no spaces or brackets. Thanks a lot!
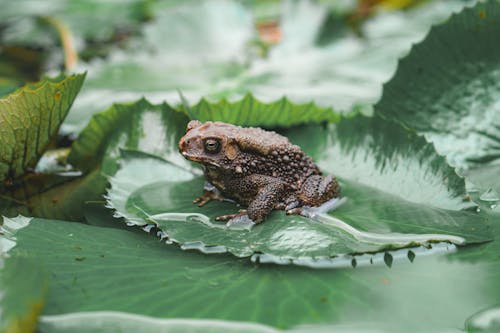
193,190,225,207
215,210,248,222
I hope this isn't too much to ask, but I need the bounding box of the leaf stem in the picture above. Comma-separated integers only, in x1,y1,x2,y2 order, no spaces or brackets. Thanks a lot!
42,16,78,71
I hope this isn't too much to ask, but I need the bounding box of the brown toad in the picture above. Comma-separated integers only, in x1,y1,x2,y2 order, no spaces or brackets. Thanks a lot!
178,120,340,223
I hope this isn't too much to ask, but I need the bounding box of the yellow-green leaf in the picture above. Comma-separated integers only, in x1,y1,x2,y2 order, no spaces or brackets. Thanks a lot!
0,73,85,181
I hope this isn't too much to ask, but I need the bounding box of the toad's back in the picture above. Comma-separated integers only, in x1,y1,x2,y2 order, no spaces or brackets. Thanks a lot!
215,123,321,187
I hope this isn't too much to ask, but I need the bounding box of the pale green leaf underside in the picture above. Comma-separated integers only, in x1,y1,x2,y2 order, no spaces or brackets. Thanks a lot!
0,73,85,181
62,0,470,134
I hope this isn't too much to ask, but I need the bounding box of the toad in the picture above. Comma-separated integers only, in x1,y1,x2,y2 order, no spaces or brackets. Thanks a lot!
178,120,340,223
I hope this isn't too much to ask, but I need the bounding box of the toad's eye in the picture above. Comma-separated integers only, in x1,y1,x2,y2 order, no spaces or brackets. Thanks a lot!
204,139,221,153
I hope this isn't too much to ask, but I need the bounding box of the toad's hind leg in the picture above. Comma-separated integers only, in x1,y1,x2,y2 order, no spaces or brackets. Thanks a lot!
247,181,288,223
298,175,340,207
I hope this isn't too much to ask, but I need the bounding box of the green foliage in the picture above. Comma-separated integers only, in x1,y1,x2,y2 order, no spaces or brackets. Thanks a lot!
1,1,500,332
68,95,339,174
2,211,499,331
0,0,153,45
0,74,85,181
68,98,188,174
185,94,340,128
62,0,470,135
105,113,490,262
0,252,48,333
375,0,500,194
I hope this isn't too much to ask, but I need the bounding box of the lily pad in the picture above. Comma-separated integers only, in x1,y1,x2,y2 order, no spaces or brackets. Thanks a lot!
68,94,490,263
106,114,490,263
0,73,85,181
375,0,500,196
0,232,48,333
2,212,500,331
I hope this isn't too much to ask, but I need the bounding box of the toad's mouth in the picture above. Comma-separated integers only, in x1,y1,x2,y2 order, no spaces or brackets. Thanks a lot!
180,152,221,167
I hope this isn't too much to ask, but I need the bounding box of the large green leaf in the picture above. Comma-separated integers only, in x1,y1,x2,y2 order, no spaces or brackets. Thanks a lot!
76,97,490,262
0,73,85,182
0,218,48,333
62,0,470,134
375,0,500,197
2,213,500,332
106,114,490,263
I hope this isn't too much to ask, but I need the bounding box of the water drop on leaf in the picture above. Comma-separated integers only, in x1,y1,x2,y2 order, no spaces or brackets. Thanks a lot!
407,250,416,263
384,252,393,268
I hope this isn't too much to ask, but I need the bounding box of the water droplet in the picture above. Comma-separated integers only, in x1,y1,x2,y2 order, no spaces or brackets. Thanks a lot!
301,197,347,218
407,250,416,263
384,252,393,268
157,231,168,240
199,245,227,254
250,254,260,264
479,188,500,202
180,241,204,251
142,225,155,233
226,215,255,230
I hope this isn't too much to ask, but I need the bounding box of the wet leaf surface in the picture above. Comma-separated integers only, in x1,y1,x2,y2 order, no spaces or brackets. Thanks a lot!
106,114,491,262
0,253,48,333
375,0,500,198
1,213,499,331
